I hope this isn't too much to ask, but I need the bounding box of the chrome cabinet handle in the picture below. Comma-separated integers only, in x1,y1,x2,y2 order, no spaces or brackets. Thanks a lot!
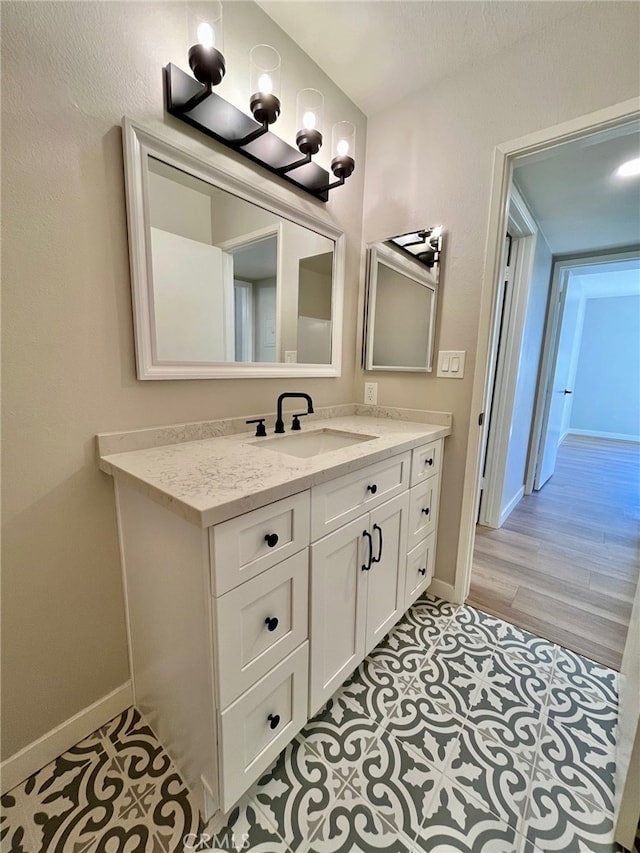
264,533,279,548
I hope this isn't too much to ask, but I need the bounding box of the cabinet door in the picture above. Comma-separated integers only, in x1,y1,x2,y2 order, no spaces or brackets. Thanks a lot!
309,516,368,714
365,491,410,652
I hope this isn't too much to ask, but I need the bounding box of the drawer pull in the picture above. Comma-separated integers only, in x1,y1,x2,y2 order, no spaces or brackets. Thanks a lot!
421,507,430,516
264,533,279,548
264,616,279,632
362,529,373,571
267,713,280,730
425,457,434,467
419,567,427,576
367,483,378,494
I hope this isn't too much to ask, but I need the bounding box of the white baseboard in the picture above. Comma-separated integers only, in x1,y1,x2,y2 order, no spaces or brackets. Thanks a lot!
499,486,525,527
568,429,640,443
0,682,132,795
428,578,457,604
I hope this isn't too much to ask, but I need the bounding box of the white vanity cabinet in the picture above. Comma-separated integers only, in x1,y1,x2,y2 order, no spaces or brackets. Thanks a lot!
309,489,410,712
110,430,445,824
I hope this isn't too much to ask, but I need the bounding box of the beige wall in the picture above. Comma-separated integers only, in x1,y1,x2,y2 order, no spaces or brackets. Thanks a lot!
359,1,640,587
1,1,365,760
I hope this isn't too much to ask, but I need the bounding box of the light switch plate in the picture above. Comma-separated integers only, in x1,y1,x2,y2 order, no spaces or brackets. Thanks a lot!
437,350,466,378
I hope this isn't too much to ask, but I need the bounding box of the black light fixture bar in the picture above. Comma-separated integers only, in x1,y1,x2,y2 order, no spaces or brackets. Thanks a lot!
165,63,333,202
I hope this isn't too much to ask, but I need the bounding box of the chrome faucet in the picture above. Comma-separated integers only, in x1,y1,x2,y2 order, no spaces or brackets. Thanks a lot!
274,393,314,434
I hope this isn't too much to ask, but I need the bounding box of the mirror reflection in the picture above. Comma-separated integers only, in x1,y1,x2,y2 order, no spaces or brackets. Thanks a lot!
364,240,440,372
147,157,335,365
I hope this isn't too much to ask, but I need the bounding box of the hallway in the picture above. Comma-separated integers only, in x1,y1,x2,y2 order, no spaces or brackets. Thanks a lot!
468,435,640,670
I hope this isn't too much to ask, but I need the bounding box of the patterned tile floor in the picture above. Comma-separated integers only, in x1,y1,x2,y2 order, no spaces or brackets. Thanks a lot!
1,596,622,852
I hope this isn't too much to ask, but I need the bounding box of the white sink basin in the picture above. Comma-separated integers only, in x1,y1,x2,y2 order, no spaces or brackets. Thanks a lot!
252,428,377,458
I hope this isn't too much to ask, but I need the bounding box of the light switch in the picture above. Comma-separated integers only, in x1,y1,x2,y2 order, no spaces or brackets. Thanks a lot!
437,350,466,379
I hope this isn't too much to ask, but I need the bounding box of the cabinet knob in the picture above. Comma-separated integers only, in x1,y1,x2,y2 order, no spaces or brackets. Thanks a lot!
265,616,279,632
267,713,280,730
421,507,430,516
425,457,434,467
264,533,279,548
367,484,378,494
419,567,427,576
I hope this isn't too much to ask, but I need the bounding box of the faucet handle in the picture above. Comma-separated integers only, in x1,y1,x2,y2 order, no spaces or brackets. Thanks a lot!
246,418,267,437
291,413,309,431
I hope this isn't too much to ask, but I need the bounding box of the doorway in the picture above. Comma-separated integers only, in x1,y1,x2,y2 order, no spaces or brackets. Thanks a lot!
455,99,640,647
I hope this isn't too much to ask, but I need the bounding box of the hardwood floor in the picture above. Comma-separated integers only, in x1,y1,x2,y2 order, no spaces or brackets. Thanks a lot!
468,435,640,670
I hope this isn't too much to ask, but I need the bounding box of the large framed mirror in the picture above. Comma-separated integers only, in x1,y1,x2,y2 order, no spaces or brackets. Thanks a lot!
363,240,440,372
122,119,345,379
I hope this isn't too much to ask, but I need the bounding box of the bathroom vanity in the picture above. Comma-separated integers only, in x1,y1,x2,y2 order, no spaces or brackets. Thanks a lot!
98,408,450,821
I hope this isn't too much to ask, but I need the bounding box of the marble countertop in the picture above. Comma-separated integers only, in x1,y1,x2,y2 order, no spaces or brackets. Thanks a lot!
99,410,451,528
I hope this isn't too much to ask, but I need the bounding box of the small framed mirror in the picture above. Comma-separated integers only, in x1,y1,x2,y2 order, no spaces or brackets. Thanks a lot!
122,119,345,379
363,236,441,372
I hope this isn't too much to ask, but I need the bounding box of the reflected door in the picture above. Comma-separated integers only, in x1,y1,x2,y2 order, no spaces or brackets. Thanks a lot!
254,281,277,362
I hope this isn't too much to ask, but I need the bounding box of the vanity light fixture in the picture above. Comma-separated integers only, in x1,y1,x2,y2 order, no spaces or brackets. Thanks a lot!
164,13,355,202
388,226,444,270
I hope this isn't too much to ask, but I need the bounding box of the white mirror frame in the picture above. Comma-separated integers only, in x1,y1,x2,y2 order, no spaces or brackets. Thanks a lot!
364,242,438,372
122,118,345,379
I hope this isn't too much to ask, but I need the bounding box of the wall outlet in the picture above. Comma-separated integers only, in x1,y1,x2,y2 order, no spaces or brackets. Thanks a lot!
364,382,378,405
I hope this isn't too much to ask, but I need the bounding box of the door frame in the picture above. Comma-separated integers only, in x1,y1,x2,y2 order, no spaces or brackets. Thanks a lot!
478,185,538,528
454,96,640,604
527,247,640,492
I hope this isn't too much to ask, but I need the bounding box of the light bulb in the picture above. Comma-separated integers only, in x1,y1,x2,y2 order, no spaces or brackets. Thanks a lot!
336,139,349,157
302,110,316,130
257,73,273,94
617,157,640,178
197,22,214,49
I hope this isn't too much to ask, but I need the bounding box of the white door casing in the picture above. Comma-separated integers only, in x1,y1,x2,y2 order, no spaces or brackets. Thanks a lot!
454,97,640,605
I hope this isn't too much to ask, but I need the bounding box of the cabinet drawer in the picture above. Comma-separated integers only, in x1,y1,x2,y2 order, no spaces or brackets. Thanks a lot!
404,532,435,609
210,491,310,595
215,550,309,709
407,474,440,551
410,440,442,487
310,452,410,541
218,643,308,812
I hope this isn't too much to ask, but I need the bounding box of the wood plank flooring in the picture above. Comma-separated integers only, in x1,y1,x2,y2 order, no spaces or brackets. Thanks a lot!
468,435,640,670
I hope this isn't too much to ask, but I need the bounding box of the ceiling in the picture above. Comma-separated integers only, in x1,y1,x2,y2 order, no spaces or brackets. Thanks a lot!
257,1,585,116
259,1,639,259
513,121,640,255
